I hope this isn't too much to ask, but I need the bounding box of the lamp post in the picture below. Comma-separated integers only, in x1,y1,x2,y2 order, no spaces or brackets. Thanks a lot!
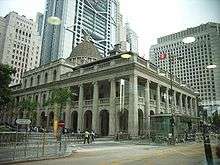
202,104,213,165
168,54,184,145
168,36,196,145
202,64,217,165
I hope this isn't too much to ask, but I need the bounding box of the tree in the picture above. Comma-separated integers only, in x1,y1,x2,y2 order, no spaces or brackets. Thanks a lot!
0,64,16,110
46,87,73,139
212,111,220,128
46,87,73,119
18,98,38,124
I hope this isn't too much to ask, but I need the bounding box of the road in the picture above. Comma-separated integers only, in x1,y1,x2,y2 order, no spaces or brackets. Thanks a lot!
14,141,219,165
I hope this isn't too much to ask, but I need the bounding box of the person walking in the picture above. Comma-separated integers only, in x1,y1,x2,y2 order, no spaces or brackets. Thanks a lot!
84,130,90,144
91,130,95,142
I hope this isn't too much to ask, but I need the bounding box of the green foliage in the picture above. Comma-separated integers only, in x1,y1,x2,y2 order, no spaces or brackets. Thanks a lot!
46,87,73,108
212,111,220,127
0,64,16,107
18,98,38,112
18,98,38,122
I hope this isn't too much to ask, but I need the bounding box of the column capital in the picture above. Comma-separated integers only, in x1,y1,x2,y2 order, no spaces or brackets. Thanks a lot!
92,81,98,85
108,78,115,82
145,79,151,84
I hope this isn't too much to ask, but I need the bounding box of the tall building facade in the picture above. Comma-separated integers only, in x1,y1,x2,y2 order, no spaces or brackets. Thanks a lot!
149,22,220,114
40,0,76,65
72,0,119,57
36,12,44,36
0,12,41,86
40,0,120,65
125,23,138,53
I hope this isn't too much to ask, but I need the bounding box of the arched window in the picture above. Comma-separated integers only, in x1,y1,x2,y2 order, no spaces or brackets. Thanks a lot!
35,95,38,102
53,70,57,81
44,72,48,83
24,79,27,88
30,77,33,87
42,93,46,105
37,75,40,85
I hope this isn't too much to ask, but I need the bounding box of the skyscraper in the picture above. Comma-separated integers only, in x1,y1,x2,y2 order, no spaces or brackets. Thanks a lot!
125,22,138,53
40,0,76,65
40,0,120,65
36,12,44,36
149,22,220,114
72,0,119,57
0,12,41,86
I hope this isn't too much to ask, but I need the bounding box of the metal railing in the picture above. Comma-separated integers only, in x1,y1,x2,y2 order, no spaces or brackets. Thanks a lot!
0,132,72,163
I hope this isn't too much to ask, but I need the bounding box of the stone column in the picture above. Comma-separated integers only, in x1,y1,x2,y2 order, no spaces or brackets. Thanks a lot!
78,84,84,131
109,78,116,135
36,109,41,127
165,87,169,113
46,111,50,131
128,74,138,136
144,80,150,134
173,91,177,113
156,84,160,114
194,98,198,117
65,103,71,129
53,103,59,138
189,97,193,116
185,95,188,115
92,81,99,133
36,93,41,127
179,93,183,114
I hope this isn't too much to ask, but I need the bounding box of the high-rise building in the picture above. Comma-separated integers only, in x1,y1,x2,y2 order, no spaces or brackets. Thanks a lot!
125,23,138,53
0,12,41,86
40,0,76,65
72,0,119,57
36,12,44,36
40,0,120,65
149,22,220,114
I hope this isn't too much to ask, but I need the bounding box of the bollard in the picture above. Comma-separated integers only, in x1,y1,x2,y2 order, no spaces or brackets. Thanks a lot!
42,130,46,156
37,141,39,158
13,142,16,160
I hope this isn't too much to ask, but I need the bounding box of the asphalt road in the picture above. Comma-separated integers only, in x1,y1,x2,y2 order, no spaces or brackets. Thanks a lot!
14,141,219,165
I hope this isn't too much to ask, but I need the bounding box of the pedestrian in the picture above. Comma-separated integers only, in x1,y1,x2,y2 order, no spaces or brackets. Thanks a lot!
77,129,81,139
91,130,95,142
84,130,90,144
168,133,172,144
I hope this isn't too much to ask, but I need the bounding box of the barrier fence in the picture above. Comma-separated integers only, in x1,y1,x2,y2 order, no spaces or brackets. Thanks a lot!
0,132,86,163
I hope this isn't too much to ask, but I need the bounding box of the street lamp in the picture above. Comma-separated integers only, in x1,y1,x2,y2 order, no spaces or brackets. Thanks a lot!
201,63,217,164
47,16,61,25
168,54,184,145
207,64,217,69
182,36,196,44
121,53,132,59
168,36,196,145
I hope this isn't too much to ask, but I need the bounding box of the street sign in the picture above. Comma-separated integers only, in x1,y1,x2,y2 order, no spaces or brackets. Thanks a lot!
16,119,31,125
58,120,65,127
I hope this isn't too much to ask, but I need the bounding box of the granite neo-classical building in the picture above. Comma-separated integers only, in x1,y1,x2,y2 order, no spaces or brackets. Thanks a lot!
5,38,198,137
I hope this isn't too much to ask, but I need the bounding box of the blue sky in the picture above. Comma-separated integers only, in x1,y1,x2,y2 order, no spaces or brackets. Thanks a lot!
0,0,220,58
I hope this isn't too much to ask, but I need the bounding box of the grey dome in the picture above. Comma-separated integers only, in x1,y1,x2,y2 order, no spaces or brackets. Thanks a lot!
68,40,102,60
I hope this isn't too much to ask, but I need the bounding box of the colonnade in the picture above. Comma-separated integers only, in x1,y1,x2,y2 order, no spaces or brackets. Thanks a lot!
9,74,197,136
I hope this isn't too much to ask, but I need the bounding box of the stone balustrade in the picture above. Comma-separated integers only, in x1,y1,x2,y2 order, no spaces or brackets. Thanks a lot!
99,98,110,105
